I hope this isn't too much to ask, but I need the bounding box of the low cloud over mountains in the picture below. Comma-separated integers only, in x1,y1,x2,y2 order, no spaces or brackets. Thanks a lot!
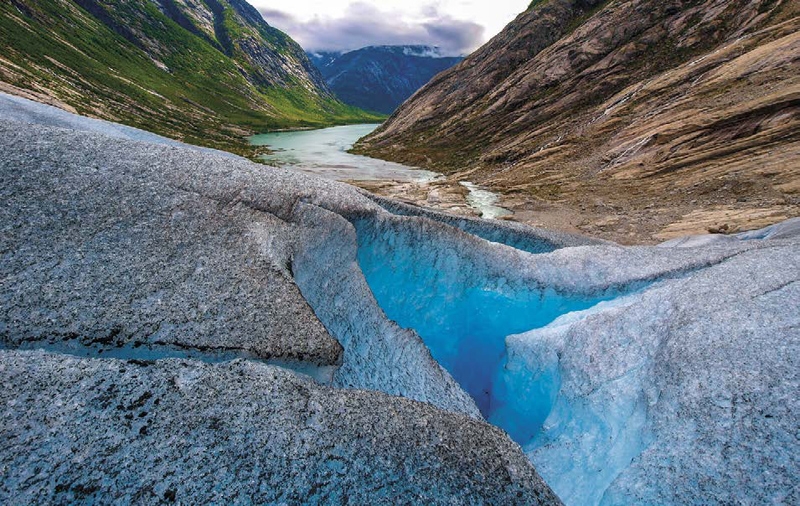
259,3,483,56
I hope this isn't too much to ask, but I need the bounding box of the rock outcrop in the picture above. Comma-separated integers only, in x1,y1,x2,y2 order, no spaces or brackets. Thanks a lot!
355,0,800,243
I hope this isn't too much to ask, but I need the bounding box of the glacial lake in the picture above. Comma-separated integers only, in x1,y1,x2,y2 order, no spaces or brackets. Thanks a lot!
250,124,438,182
250,123,512,219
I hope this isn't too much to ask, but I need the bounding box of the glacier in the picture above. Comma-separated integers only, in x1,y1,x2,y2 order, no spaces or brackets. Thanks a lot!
0,93,561,504
527,237,799,505
1,92,797,505
354,215,620,417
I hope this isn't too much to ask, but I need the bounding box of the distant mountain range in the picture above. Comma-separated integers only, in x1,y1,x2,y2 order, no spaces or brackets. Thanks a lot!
356,0,800,242
0,0,379,156
308,46,463,115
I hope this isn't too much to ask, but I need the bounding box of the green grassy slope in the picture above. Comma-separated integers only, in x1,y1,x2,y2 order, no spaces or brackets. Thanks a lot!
0,0,382,157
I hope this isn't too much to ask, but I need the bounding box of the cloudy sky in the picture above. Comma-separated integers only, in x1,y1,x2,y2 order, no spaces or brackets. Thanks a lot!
251,0,532,56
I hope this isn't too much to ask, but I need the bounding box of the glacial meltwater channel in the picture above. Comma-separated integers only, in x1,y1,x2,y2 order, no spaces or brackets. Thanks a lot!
250,124,513,218
460,182,513,219
349,216,660,505
353,218,631,439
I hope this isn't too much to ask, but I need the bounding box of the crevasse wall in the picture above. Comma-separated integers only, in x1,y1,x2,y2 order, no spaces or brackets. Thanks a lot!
353,216,610,421
290,202,481,418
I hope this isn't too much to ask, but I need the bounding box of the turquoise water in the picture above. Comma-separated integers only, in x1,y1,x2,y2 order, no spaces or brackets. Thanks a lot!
250,124,439,182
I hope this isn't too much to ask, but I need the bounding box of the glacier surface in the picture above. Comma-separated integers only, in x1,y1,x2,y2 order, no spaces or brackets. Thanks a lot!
1,92,798,505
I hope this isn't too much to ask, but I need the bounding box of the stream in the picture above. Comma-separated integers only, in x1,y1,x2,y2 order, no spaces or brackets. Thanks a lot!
250,124,512,219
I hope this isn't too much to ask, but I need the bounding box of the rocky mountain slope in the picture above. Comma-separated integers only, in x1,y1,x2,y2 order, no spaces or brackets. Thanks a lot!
0,0,379,156
355,0,800,243
2,93,798,505
308,45,463,114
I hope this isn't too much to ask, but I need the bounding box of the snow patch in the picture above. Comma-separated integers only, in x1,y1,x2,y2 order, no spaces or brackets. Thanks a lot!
402,45,443,58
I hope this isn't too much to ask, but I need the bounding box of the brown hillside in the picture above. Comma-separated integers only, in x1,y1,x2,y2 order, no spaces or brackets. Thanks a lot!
355,0,800,243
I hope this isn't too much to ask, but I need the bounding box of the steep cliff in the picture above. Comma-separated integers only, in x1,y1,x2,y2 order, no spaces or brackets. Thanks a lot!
355,0,800,243
0,0,379,156
309,46,463,114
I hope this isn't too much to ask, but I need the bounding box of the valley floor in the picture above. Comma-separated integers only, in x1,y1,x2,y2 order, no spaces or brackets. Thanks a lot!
355,176,798,245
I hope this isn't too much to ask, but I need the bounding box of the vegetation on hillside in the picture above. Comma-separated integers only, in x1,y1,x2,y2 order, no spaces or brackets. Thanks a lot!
0,0,382,157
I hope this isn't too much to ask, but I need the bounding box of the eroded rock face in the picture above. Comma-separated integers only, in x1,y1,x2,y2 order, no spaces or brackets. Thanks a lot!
355,0,800,242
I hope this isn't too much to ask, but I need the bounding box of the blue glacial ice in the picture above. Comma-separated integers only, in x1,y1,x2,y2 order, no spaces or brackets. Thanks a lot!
354,217,635,427
290,203,482,417
351,215,664,506
500,295,657,506
352,213,799,506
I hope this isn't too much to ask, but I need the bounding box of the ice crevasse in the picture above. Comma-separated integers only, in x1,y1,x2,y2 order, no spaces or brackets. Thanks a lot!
335,210,799,506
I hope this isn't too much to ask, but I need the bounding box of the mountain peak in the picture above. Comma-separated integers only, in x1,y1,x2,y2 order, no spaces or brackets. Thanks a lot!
312,45,449,59
308,44,463,114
